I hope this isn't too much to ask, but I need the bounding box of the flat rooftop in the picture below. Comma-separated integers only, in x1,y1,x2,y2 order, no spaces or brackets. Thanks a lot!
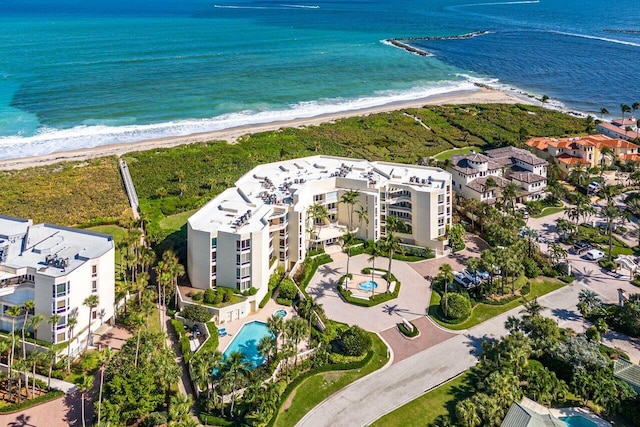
189,155,450,233
0,215,114,279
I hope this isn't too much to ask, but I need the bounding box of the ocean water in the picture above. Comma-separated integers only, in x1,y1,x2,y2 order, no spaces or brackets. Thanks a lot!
0,0,638,160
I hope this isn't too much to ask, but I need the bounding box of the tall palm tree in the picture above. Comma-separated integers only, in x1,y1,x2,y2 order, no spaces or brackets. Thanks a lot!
77,374,94,427
25,313,44,343
501,182,520,215
168,393,193,426
340,190,360,231
96,347,112,426
600,107,609,120
339,232,356,283
28,351,46,399
20,299,34,359
6,305,22,378
625,194,640,246
601,201,623,260
266,315,284,355
355,204,369,234
83,295,99,351
258,335,277,366
66,315,77,374
621,103,631,123
632,102,639,120
456,399,481,427
42,346,56,390
548,242,568,265
307,203,329,250
438,263,454,317
225,351,251,416
381,232,401,292
367,240,383,297
163,250,185,309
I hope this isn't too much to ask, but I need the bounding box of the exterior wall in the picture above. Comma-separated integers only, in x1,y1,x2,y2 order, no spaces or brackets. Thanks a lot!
187,222,212,290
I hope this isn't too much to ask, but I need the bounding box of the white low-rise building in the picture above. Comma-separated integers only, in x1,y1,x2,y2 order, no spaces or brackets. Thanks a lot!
0,216,115,356
188,155,452,321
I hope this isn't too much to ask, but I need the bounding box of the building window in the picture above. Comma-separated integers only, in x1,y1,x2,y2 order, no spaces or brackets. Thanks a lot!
92,280,98,293
53,282,69,298
91,265,97,278
53,299,68,315
236,265,250,279
92,310,97,320
211,237,217,249
237,239,251,251
56,332,66,343
438,194,445,204
236,252,251,265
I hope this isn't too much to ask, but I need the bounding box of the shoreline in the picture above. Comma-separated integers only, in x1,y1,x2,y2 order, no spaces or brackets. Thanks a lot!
0,86,532,171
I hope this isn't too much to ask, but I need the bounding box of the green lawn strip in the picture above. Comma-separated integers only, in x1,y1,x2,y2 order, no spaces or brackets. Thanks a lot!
532,206,565,218
158,208,198,232
272,334,389,427
371,371,473,427
434,146,482,160
429,279,565,331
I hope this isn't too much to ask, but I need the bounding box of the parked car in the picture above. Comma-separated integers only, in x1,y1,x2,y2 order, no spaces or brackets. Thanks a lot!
192,324,201,336
454,271,475,289
586,249,605,261
587,182,601,192
462,268,484,284
573,241,592,255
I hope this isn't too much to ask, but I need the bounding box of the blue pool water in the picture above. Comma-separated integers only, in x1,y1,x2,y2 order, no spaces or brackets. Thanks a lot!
560,416,598,427
222,321,273,369
358,280,379,291
273,309,288,319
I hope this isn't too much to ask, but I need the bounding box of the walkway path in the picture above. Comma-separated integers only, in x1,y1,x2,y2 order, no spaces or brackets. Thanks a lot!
118,158,140,220
297,283,596,427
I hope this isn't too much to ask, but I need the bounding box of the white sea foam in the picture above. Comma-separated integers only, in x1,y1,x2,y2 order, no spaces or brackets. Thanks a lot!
456,0,539,7
280,4,320,9
0,81,482,160
214,4,318,10
549,31,640,48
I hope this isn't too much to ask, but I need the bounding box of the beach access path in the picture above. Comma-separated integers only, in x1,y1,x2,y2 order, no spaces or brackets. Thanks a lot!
0,87,529,171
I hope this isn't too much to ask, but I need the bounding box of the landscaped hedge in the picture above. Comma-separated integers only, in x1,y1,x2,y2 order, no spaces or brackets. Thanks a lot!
199,413,236,426
336,274,401,307
199,322,219,354
0,389,64,413
260,268,286,308
559,275,575,284
170,319,192,362
398,321,419,338
275,297,293,306
295,253,333,297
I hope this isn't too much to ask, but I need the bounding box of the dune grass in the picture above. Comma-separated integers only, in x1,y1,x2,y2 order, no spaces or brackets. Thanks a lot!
434,146,482,160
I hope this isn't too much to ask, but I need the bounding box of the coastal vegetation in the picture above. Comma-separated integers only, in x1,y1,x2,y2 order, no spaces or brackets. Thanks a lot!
0,157,130,227
122,104,587,257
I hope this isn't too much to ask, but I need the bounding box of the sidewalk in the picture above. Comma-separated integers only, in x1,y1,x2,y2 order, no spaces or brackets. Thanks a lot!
0,363,76,393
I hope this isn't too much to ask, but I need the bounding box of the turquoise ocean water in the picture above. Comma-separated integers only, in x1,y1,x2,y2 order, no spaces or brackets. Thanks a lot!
0,0,639,159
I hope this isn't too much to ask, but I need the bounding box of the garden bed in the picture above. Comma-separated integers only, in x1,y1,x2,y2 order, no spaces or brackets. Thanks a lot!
336,274,401,307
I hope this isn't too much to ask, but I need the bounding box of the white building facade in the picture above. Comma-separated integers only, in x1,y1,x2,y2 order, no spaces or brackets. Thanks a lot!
188,156,452,317
0,216,115,355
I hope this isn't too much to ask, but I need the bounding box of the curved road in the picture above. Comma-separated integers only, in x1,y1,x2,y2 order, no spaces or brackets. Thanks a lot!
297,284,587,427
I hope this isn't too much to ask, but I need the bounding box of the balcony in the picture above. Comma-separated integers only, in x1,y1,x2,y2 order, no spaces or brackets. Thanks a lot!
309,223,349,243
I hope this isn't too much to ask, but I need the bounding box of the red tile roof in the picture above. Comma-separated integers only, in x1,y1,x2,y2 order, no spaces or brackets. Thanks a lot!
556,153,590,165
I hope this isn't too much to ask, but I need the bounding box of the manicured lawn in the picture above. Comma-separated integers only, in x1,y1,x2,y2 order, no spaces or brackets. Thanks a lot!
371,371,473,427
434,146,482,160
147,307,162,334
429,278,565,331
158,208,198,232
533,206,565,218
272,333,389,427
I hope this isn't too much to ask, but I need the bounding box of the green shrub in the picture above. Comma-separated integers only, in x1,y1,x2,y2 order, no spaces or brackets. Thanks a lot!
278,279,298,300
522,258,541,278
223,288,234,303
398,321,419,338
190,292,203,302
203,288,216,304
214,288,224,304
275,297,293,306
259,289,273,308
559,275,575,284
339,325,372,356
440,293,471,320
585,326,601,342
242,287,257,296
142,411,168,427
181,304,211,323
599,259,615,270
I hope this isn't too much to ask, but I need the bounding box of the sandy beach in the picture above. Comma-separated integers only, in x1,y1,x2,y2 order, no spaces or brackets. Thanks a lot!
0,86,532,171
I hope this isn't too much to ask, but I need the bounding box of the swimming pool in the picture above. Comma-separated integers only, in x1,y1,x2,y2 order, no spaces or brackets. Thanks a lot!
358,280,379,291
273,309,288,319
222,321,273,369
560,416,598,427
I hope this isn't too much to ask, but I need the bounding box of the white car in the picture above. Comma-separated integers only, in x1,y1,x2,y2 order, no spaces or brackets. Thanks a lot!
586,249,605,261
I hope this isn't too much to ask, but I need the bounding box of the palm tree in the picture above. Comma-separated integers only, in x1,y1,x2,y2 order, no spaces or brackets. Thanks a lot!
66,315,77,374
83,294,99,351
501,182,520,215
521,298,544,319
381,233,401,291
339,232,356,283
13,357,27,403
569,164,588,188
367,240,383,297
548,242,568,265
625,194,640,246
20,299,34,359
466,257,482,294
28,351,45,399
225,351,251,416
621,103,631,123
601,201,623,260
438,263,454,317
632,102,640,119
77,374,94,427
96,347,112,425
258,335,277,366
600,107,609,120
6,305,22,378
456,399,481,427
43,346,56,390
266,314,284,355
355,204,369,232
340,190,360,231
307,203,329,250
163,250,185,309
25,313,44,342
168,393,193,426
520,227,539,258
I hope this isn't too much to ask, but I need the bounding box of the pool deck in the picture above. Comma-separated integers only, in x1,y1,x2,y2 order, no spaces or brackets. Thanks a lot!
549,408,612,427
216,298,299,353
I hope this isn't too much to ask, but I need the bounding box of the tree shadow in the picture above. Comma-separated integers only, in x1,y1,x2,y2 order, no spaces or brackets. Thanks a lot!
306,279,337,300
381,304,409,317
8,414,36,427
551,307,582,323
318,264,342,278
63,391,82,427
462,333,496,357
